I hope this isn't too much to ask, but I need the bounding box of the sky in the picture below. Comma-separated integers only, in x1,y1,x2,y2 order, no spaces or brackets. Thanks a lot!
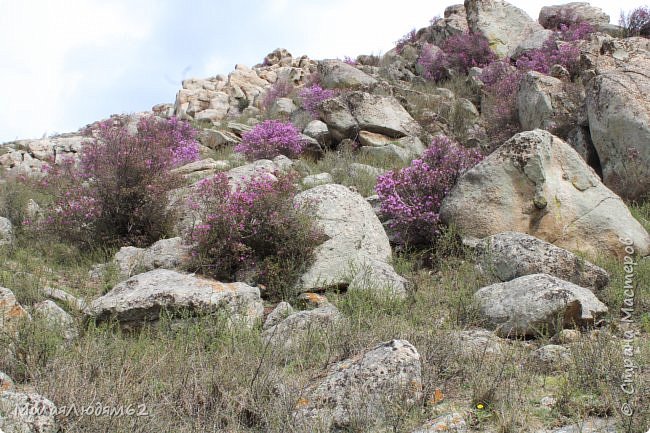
0,0,642,143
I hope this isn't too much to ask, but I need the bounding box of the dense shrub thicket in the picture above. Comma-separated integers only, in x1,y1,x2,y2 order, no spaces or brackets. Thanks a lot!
298,84,337,118
619,6,650,38
187,172,324,300
418,32,497,81
39,116,198,249
235,120,305,160
375,135,483,246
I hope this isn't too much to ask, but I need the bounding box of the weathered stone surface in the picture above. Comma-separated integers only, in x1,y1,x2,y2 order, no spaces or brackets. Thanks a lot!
262,301,343,348
528,344,572,373
319,92,421,143
440,130,650,258
347,92,422,138
263,48,293,67
0,287,29,336
539,3,610,29
475,232,610,290
263,301,294,330
303,120,331,148
348,258,409,298
32,300,78,341
535,417,619,433
465,0,549,58
450,329,506,358
585,37,650,201
42,287,86,311
113,237,189,280
295,339,422,430
412,412,468,433
0,217,13,246
517,71,581,134
302,173,333,188
293,184,393,291
318,59,377,89
0,391,58,433
269,97,298,117
85,269,264,328
474,274,608,338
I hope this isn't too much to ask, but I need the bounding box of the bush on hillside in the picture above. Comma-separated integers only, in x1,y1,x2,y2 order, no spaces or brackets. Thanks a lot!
375,135,484,246
187,172,324,300
40,116,199,249
235,120,305,160
395,29,417,54
260,79,294,112
619,6,650,38
298,84,337,119
418,32,496,82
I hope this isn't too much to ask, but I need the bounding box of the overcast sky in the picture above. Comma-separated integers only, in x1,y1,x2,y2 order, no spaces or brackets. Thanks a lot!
0,0,642,143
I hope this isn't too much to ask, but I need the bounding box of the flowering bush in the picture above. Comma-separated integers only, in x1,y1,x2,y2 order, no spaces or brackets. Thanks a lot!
260,79,294,111
375,135,483,245
418,32,496,81
479,61,523,150
343,56,357,66
619,6,650,38
235,120,305,160
298,84,336,118
41,116,199,249
187,172,324,300
395,29,417,54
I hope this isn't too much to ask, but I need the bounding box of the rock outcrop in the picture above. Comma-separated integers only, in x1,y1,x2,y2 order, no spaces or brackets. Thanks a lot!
0,391,58,433
440,130,650,258
295,339,422,430
474,273,608,338
538,3,610,29
85,269,264,328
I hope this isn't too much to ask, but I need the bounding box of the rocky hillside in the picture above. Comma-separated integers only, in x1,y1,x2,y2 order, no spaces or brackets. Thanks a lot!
0,1,649,432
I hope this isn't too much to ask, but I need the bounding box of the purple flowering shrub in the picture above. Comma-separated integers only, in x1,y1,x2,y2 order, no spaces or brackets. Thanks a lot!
187,172,324,300
260,79,294,111
515,21,593,76
620,6,650,38
418,32,496,81
40,115,199,249
395,29,417,54
235,120,305,160
298,84,337,119
375,135,483,245
479,61,523,150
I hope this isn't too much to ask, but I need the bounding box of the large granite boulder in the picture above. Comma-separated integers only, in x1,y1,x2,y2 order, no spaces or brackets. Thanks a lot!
294,184,405,296
539,3,610,29
464,0,551,58
474,274,608,338
113,237,190,280
85,269,264,329
440,130,650,258
585,37,650,201
295,339,422,430
475,232,610,290
317,59,378,89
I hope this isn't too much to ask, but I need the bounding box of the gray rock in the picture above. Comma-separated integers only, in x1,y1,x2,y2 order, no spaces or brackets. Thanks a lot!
539,3,610,29
269,97,298,117
32,300,78,341
0,391,58,433
113,237,189,280
528,344,572,373
85,269,264,328
517,71,581,133
171,158,230,180
303,120,331,148
293,184,393,291
475,232,610,290
348,258,409,298
42,287,86,311
319,97,358,143
585,37,650,201
0,287,29,336
412,412,468,433
295,339,421,430
302,173,333,189
0,217,13,246
263,48,293,67
535,417,619,433
263,301,294,330
450,329,506,358
318,59,377,89
346,163,386,179
474,274,608,338
262,302,343,348
347,92,422,138
465,0,549,58
440,130,650,259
